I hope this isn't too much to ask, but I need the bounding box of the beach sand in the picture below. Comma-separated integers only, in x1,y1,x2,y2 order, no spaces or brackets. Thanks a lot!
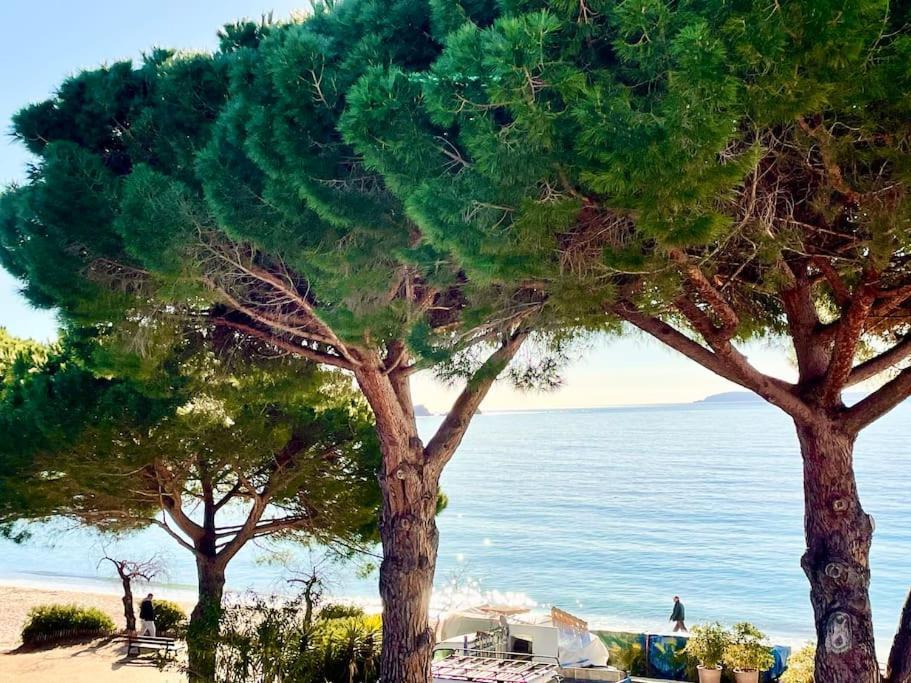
0,584,194,681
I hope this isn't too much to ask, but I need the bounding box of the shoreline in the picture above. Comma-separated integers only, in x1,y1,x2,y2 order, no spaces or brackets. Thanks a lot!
0,581,890,677
0,583,196,650
0,577,815,649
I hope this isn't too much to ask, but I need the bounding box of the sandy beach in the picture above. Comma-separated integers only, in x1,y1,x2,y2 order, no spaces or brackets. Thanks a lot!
0,584,194,681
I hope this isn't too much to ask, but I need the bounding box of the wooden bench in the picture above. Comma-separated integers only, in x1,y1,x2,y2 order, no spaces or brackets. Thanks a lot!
125,634,183,658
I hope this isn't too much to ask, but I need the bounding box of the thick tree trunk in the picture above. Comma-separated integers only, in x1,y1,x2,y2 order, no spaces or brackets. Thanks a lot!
796,421,880,682
377,442,439,683
120,576,136,632
886,589,911,683
356,364,439,683
187,557,226,682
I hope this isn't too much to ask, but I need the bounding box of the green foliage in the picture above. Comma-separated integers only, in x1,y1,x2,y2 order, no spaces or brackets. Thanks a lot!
0,327,382,546
318,603,366,620
150,600,188,637
215,592,380,683
684,622,730,669
0,328,47,376
21,604,116,646
0,0,578,386
780,643,815,683
722,622,774,672
609,641,646,676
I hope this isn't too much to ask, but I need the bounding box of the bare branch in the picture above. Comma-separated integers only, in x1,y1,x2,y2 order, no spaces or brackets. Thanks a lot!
615,300,814,422
216,318,355,370
425,329,529,473
614,301,744,386
820,277,877,404
670,250,740,337
149,518,199,556
844,365,911,432
846,335,911,386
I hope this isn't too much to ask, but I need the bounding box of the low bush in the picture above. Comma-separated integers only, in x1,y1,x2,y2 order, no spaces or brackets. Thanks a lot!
151,599,188,636
21,603,116,646
780,643,815,683
215,592,381,682
319,602,366,620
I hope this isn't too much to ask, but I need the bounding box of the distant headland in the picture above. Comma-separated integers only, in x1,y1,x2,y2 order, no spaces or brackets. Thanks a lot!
696,391,761,404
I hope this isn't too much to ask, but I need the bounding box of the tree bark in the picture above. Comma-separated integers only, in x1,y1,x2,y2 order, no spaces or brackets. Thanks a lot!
796,421,880,682
886,589,911,683
187,556,226,682
120,575,136,632
376,439,439,683
355,364,438,683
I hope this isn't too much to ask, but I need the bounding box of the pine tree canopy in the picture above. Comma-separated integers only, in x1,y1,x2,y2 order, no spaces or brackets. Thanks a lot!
1,1,907,389
0,326,382,554
340,0,911,421
0,3,582,385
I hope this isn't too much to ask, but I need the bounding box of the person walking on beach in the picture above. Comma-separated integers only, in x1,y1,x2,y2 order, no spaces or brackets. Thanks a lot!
139,593,156,637
670,596,687,632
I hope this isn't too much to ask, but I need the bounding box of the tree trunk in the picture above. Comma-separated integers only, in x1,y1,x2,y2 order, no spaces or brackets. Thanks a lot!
886,589,911,683
377,443,439,683
121,576,136,632
356,364,439,683
187,557,226,683
796,420,880,682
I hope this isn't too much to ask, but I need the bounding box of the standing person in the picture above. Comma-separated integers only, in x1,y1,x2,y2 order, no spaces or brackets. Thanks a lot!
139,593,156,637
670,596,687,632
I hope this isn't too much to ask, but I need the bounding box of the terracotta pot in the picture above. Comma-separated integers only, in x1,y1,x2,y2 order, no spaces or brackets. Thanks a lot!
734,669,760,683
697,664,723,683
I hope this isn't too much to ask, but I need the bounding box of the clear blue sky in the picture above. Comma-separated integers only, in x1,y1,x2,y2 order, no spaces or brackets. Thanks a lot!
0,1,795,409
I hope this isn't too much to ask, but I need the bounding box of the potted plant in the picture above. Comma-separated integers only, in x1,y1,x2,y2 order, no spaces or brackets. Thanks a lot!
683,622,730,683
723,622,775,683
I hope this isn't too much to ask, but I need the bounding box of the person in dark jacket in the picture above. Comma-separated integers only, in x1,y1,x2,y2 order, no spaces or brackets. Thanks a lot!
670,596,687,632
139,593,156,637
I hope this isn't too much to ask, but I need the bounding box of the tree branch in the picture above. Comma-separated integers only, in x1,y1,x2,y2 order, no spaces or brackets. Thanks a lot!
425,329,529,473
151,462,205,543
820,277,876,404
846,335,911,386
216,318,355,370
615,300,814,422
213,284,343,350
614,301,744,385
844,365,911,432
812,255,852,307
213,480,244,512
149,518,199,556
670,250,740,337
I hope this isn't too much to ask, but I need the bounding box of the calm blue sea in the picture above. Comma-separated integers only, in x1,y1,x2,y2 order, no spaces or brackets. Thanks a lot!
2,399,909,652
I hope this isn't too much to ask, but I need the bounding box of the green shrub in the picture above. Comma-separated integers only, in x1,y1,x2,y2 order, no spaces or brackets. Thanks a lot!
684,622,730,669
314,614,381,682
319,602,366,620
780,643,815,683
21,603,116,646
150,599,188,636
722,622,774,672
215,592,381,682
